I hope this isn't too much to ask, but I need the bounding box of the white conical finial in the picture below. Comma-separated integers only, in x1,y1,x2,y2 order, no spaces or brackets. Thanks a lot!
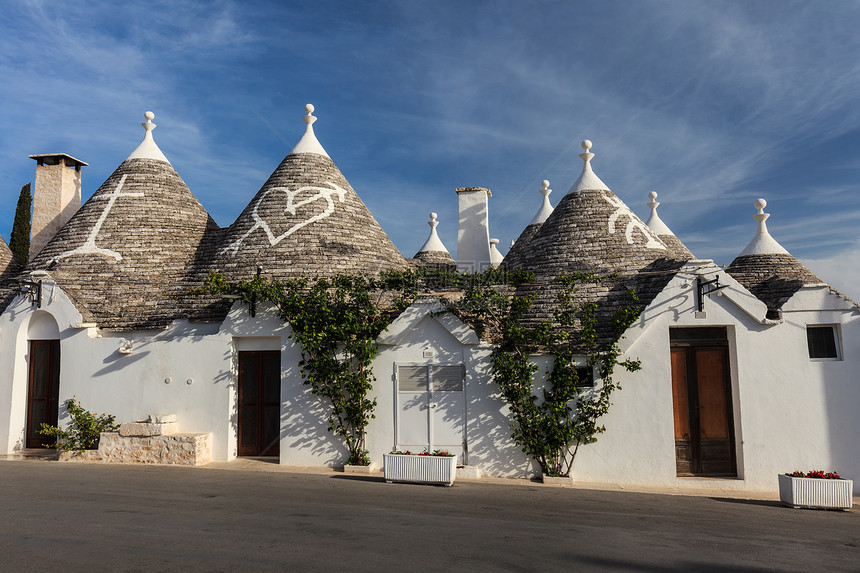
528,179,554,225
568,138,609,194
738,197,789,256
645,191,674,235
489,238,504,267
290,102,330,157
581,139,593,157
303,103,317,126
125,110,170,163
143,111,156,132
416,212,450,255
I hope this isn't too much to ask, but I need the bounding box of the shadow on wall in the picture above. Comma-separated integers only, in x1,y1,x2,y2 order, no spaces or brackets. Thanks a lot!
464,353,536,477
824,318,860,482
280,359,348,466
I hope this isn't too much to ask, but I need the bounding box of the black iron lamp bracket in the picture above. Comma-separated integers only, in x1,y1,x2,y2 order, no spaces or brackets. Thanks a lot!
696,275,729,312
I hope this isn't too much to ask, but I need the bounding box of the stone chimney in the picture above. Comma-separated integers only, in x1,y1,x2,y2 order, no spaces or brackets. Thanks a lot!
456,186,492,272
28,153,87,261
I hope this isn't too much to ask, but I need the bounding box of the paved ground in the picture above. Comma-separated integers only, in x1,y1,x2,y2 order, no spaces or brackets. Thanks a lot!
0,458,857,572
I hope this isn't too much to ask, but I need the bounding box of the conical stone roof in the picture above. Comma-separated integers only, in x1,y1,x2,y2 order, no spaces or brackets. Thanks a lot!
727,198,828,311
645,192,694,260
504,180,555,269
414,212,456,269
0,235,22,311
507,141,688,344
215,105,407,281
28,113,222,329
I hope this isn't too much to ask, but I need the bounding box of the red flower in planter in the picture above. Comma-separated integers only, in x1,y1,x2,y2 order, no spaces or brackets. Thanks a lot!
786,470,842,479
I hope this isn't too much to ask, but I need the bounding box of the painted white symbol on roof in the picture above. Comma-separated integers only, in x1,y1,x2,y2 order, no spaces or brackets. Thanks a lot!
222,182,348,255
603,195,666,250
51,174,144,263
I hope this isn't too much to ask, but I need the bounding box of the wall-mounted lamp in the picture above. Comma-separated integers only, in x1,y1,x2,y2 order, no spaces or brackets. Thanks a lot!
696,276,729,312
20,279,42,308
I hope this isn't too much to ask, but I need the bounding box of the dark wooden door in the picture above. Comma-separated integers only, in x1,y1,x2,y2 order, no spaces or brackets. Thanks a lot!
671,341,736,477
237,351,280,457
26,340,60,448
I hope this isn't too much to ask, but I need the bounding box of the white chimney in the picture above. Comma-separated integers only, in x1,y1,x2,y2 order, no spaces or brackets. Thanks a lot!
28,153,87,261
456,186,492,272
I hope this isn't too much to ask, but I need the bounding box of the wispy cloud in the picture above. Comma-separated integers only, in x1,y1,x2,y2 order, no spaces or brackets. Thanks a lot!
3,0,860,268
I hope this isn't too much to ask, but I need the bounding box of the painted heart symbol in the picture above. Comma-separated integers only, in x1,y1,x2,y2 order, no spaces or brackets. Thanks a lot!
222,181,347,254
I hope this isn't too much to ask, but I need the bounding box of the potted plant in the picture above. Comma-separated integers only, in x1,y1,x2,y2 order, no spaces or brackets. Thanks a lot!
383,450,457,486
778,470,853,510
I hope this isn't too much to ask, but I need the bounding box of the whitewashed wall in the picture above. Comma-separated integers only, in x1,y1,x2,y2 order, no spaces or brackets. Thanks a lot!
2,273,857,493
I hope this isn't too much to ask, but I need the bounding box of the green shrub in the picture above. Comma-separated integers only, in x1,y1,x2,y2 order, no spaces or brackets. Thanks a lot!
39,398,119,451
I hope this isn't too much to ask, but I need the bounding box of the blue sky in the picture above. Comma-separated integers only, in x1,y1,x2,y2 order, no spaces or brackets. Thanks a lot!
3,1,860,298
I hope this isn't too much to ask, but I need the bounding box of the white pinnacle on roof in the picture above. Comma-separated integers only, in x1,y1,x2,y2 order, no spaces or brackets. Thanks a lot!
568,140,610,194
738,198,790,256
289,104,330,158
489,238,504,267
528,180,554,225
125,111,171,164
416,212,451,254
645,192,675,236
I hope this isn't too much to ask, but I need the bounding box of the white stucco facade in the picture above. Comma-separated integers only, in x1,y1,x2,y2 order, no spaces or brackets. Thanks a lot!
2,262,857,493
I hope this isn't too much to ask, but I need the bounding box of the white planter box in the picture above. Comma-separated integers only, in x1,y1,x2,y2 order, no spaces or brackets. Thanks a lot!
343,464,376,474
541,474,574,486
383,453,457,486
778,474,853,510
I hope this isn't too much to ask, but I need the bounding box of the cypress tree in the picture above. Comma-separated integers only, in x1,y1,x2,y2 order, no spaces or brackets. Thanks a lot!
9,183,31,264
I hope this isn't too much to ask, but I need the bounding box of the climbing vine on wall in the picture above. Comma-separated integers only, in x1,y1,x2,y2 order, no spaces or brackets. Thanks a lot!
194,267,641,474
458,272,642,477
195,271,418,465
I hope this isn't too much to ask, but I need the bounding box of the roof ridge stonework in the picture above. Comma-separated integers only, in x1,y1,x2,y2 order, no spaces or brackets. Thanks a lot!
726,252,825,310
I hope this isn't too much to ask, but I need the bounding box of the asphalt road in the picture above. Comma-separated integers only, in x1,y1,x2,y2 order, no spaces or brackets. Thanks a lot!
0,460,857,572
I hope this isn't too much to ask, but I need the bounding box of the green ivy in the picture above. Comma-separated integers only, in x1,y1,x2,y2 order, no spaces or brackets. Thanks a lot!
39,398,118,451
460,273,642,477
195,271,418,466
193,267,641,474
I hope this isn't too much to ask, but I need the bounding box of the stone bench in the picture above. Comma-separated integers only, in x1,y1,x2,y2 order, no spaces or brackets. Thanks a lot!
58,414,211,466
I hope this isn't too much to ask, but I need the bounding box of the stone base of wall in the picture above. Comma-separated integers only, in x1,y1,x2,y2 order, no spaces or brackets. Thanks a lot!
58,416,211,466
96,432,211,466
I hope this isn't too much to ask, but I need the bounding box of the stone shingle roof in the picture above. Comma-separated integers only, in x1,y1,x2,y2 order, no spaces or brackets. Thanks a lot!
414,250,456,268
504,181,556,269
503,222,541,269
725,198,855,312
504,142,688,344
0,236,22,312
28,158,223,329
644,192,693,260
727,253,823,311
414,212,455,269
214,111,407,282
658,234,694,260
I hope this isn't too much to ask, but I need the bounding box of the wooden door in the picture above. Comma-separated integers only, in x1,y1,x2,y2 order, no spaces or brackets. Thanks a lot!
238,351,280,457
26,340,60,448
670,336,736,476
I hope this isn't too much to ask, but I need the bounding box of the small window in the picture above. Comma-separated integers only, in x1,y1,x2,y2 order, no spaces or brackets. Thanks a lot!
397,364,464,392
806,325,840,360
575,365,594,388
397,365,428,392
431,365,464,392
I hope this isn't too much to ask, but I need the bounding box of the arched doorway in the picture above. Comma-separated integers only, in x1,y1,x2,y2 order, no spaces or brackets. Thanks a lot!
25,312,60,449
